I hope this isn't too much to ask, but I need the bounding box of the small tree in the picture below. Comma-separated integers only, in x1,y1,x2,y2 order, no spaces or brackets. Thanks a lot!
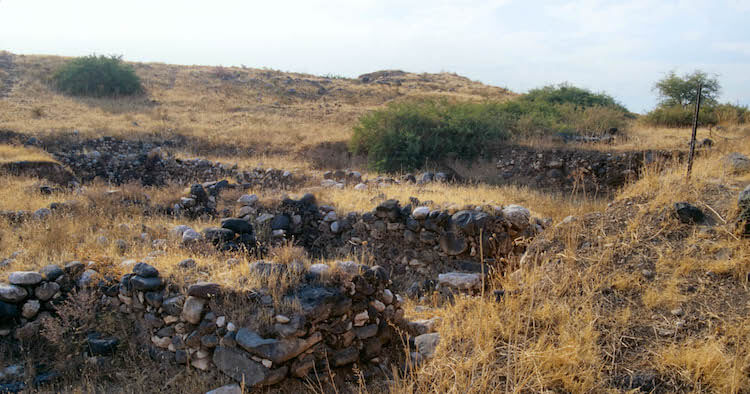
53,55,142,97
653,70,720,108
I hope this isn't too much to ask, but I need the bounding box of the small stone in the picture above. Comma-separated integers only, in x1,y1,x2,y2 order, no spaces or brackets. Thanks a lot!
414,333,440,359
78,269,100,288
182,229,202,244
275,315,290,324
206,383,242,394
354,311,369,326
216,316,226,327
237,194,259,206
201,335,219,348
261,359,272,368
438,272,482,291
181,296,206,324
227,322,236,332
370,300,386,312
381,289,394,305
34,282,60,301
412,206,430,220
21,299,40,319
191,357,211,370
178,258,196,269
151,335,171,348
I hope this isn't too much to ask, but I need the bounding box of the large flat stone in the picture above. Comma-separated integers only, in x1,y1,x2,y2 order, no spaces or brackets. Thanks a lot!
8,271,43,286
212,346,268,387
236,328,321,364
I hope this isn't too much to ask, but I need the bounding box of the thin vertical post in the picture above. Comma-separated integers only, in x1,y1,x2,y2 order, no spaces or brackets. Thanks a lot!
686,83,703,180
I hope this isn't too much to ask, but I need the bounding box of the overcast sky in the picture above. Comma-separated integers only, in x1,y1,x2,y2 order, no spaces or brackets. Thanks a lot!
1,0,749,112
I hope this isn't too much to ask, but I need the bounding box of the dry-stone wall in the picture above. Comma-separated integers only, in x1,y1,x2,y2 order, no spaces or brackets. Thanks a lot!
49,137,300,187
174,193,544,294
0,260,408,389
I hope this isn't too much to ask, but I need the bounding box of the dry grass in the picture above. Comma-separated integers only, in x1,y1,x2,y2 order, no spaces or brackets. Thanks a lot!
0,143,57,164
3,52,750,393
393,137,750,393
0,54,513,171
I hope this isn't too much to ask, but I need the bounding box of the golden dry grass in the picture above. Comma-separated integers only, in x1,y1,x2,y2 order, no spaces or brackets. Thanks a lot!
3,52,750,393
393,138,750,393
0,53,513,171
0,143,57,164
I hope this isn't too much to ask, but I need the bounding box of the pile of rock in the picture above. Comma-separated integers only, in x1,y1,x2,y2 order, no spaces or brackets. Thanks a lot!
173,183,222,219
0,201,79,225
256,196,542,280
53,136,300,188
0,261,98,339
493,146,682,194
321,170,362,189
320,170,455,190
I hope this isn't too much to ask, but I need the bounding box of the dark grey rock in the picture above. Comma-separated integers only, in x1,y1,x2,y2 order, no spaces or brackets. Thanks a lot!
34,281,60,301
39,265,64,281
0,300,18,319
332,346,359,367
133,262,159,278
144,292,163,308
439,231,468,255
355,324,378,339
674,202,705,224
188,282,221,298
129,275,163,291
236,328,321,364
87,334,119,356
270,214,291,231
202,227,236,243
221,218,253,234
162,295,184,315
63,261,85,277
0,284,27,303
212,346,268,387
451,210,490,236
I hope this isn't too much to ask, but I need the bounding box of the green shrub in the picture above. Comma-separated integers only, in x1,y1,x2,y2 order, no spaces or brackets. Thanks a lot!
349,99,511,172
522,83,630,114
350,85,631,173
53,55,142,97
642,103,748,128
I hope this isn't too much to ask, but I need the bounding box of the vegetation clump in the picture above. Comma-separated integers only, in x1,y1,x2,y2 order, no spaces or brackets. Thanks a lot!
53,55,142,97
644,70,749,127
351,84,630,172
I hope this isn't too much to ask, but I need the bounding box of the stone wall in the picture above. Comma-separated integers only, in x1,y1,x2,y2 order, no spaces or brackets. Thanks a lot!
175,193,544,293
0,260,409,389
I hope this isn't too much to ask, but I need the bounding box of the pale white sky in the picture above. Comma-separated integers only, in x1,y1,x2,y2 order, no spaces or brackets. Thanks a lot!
1,0,749,112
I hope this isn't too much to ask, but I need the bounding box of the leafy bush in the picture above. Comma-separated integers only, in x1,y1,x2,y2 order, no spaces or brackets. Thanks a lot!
350,84,631,172
350,99,511,172
643,103,748,128
53,55,142,97
523,83,630,114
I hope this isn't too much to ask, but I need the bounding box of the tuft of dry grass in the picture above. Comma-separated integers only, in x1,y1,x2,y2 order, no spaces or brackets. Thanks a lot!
0,143,57,164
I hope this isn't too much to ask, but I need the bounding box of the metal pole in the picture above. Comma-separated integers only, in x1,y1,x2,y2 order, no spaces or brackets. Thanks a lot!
686,83,703,180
